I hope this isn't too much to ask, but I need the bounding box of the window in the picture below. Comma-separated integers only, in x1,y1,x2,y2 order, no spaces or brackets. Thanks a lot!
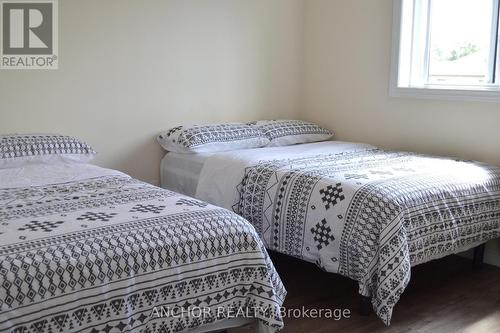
391,0,500,101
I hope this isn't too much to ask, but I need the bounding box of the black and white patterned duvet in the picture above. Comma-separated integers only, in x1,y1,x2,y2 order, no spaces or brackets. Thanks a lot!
196,143,500,325
0,166,286,333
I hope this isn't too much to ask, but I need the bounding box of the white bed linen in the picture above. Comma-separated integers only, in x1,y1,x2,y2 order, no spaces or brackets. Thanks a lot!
0,161,122,189
0,162,286,333
160,152,213,196
195,140,500,325
196,141,375,209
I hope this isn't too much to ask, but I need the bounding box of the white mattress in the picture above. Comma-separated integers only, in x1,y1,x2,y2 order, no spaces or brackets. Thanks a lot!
160,152,212,196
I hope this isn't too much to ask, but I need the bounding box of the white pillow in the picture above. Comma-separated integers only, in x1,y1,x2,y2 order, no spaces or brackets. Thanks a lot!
157,123,270,153
0,134,97,169
250,120,333,147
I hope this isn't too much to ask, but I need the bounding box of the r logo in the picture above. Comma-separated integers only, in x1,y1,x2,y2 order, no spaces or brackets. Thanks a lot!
1,0,57,69
2,2,52,54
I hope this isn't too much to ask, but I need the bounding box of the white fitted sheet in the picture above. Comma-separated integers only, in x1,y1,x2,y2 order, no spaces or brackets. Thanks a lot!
160,152,212,196
161,141,376,200
0,161,123,189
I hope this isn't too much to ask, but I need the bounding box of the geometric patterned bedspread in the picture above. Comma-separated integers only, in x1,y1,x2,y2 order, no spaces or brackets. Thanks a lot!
233,149,500,325
0,173,286,333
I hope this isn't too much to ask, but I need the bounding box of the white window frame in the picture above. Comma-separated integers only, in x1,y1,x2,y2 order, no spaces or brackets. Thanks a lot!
390,0,500,102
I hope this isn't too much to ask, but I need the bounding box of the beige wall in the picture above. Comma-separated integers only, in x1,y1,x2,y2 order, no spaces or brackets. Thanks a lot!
1,0,499,265
302,0,500,266
0,0,303,185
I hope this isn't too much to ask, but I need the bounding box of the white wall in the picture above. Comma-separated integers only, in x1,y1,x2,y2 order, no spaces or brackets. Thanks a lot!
302,0,500,266
0,0,303,185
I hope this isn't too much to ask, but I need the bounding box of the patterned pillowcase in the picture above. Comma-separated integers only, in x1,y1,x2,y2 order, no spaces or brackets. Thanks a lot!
250,120,333,147
157,123,270,153
0,134,97,168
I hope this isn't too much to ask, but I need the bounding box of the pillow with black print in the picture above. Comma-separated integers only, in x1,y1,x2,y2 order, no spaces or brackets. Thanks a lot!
250,120,333,147
157,123,270,153
0,134,97,169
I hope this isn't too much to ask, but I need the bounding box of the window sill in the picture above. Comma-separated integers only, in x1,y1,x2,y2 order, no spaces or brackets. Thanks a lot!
389,86,500,103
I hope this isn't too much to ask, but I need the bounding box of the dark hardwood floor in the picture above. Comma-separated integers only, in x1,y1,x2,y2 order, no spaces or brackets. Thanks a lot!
230,253,500,333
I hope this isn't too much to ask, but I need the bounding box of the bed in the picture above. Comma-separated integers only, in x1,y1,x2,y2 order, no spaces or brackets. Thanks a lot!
0,148,286,333
161,140,500,325
161,152,214,198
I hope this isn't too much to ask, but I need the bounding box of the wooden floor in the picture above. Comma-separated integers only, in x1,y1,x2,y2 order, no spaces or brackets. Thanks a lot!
229,253,500,333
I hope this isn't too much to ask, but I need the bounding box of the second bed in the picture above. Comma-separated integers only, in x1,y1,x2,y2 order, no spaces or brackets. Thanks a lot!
161,140,500,325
